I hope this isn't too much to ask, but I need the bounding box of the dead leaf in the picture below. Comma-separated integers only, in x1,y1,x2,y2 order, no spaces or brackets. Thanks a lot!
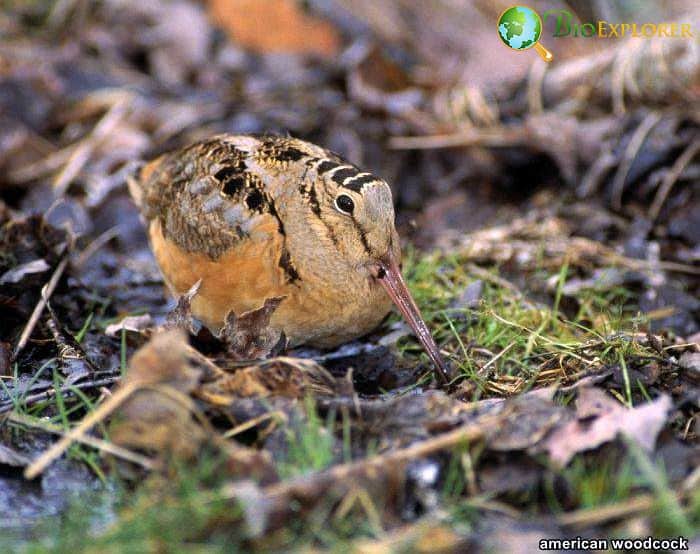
208,0,340,57
0,443,32,467
0,258,49,285
197,357,335,403
542,388,673,467
165,279,203,334
489,387,565,451
347,47,423,114
218,297,287,360
105,314,153,337
110,329,206,457
148,1,212,86
100,0,211,87
107,331,276,480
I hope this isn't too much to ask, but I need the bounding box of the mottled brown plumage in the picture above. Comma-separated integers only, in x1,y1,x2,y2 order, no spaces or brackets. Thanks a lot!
129,134,449,382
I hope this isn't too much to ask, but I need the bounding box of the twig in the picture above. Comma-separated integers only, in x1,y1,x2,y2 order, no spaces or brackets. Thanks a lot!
610,111,663,210
75,224,124,268
648,137,700,221
611,40,645,115
222,411,284,439
52,98,129,198
6,411,155,470
557,493,670,528
0,376,121,415
12,257,69,361
222,412,503,526
478,342,515,375
578,150,617,197
347,520,464,552
24,380,139,479
8,145,74,184
389,127,526,150
604,250,700,276
527,58,547,114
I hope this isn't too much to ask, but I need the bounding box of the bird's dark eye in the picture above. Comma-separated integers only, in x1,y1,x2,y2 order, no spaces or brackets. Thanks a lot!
335,194,355,215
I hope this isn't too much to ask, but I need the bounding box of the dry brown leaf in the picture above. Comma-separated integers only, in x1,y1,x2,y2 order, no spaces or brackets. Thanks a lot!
165,279,203,334
542,388,672,467
197,357,335,404
219,296,287,360
489,387,564,451
109,330,276,480
0,258,49,285
208,0,340,57
110,329,206,458
105,314,153,337
0,443,32,467
347,47,423,114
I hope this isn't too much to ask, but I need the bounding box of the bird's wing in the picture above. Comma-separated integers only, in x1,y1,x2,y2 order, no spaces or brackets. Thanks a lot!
128,136,286,259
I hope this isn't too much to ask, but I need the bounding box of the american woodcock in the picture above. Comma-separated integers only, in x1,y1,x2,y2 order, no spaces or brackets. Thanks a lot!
128,135,449,382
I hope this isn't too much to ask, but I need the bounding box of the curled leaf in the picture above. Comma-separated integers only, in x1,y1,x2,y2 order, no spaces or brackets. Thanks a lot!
218,296,287,360
542,388,672,467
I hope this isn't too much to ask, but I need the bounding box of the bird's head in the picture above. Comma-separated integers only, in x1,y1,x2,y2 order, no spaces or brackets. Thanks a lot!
310,159,450,383
315,163,399,268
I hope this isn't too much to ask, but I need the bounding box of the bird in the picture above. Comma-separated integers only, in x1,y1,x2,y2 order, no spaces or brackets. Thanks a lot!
128,134,449,383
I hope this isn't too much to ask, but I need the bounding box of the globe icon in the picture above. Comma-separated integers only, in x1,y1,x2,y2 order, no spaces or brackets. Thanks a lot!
497,6,553,61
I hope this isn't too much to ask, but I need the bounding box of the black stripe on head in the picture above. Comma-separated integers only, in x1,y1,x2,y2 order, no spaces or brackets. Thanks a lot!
342,173,377,192
331,167,359,185
275,147,306,162
316,160,338,174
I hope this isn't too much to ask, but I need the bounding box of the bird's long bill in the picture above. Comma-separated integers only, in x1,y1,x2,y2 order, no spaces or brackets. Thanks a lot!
377,251,450,384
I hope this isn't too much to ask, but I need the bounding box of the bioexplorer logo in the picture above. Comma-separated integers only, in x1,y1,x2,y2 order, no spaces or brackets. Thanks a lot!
497,6,553,62
498,6,695,63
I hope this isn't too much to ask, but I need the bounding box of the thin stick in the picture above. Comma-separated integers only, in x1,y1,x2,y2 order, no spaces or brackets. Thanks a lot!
478,342,515,374
12,257,69,361
610,111,663,210
75,224,123,268
222,411,284,439
6,411,155,470
558,493,660,528
229,412,500,502
527,58,547,114
24,380,139,479
0,376,121,415
52,99,129,197
389,127,525,150
8,145,74,183
649,137,700,221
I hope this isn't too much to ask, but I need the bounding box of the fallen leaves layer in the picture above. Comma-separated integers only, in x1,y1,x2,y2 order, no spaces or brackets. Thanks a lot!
110,329,206,458
217,385,681,536
110,330,276,480
543,387,672,466
209,0,340,57
198,357,335,404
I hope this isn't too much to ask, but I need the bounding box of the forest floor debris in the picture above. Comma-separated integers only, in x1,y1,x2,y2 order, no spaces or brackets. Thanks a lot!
1,0,698,550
